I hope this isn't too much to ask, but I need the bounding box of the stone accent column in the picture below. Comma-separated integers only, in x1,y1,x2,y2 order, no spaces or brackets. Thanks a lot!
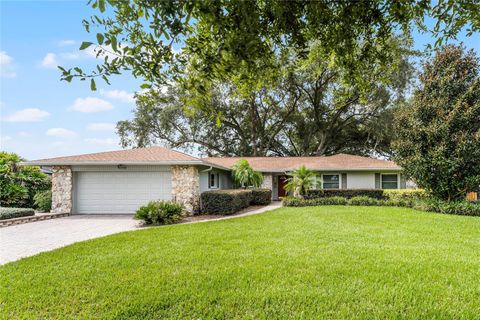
261,173,273,190
261,173,273,199
171,165,200,215
51,166,73,214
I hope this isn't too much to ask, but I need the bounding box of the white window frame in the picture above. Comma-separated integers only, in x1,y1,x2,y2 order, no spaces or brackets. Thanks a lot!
209,172,220,189
381,173,399,189
321,173,341,189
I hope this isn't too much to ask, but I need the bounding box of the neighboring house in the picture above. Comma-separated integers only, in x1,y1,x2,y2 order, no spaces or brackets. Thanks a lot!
22,147,406,215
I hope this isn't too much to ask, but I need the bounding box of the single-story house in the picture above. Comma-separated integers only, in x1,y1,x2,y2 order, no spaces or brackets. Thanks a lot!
22,146,406,215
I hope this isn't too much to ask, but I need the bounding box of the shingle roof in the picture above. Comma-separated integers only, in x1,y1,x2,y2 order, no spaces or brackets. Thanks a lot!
23,147,401,171
203,154,401,172
23,147,202,165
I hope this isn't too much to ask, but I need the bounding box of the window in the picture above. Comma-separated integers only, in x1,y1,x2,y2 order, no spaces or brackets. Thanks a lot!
323,174,340,189
209,173,219,189
381,174,398,189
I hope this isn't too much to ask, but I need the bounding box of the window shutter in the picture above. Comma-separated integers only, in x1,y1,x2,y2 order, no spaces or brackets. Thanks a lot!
341,173,347,189
375,173,381,189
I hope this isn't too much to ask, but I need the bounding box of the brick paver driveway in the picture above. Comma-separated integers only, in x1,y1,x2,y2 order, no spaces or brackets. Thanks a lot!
0,215,139,265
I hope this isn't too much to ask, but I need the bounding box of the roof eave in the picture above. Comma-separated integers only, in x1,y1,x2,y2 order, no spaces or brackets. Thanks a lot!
19,160,230,170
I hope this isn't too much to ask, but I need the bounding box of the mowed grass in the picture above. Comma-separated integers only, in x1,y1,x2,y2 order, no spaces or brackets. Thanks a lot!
1,206,480,319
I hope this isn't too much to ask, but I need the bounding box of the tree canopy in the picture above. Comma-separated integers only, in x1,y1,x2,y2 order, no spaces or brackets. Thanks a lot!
61,0,479,92
118,40,413,156
392,45,480,201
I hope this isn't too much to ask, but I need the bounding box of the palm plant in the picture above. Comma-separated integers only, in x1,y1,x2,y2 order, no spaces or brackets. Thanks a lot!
284,165,316,198
231,159,264,188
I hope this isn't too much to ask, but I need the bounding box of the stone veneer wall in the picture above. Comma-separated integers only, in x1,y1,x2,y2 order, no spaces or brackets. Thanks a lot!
171,165,200,215
51,166,73,214
261,173,273,190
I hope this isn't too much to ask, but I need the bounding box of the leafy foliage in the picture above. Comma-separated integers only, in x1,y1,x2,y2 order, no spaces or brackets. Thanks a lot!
283,194,480,216
305,189,386,200
62,0,479,93
0,152,51,208
0,207,35,220
117,39,414,157
33,190,52,212
284,166,316,198
201,189,253,215
231,160,263,188
134,200,183,225
250,189,272,206
393,45,480,201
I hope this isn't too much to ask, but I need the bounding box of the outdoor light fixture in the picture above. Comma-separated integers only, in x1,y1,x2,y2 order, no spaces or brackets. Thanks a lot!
117,164,127,169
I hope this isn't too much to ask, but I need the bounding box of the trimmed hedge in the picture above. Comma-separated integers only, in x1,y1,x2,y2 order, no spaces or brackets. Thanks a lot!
304,189,385,200
201,189,272,215
282,196,348,207
0,207,35,220
201,190,253,215
283,196,480,217
251,189,272,205
384,189,429,201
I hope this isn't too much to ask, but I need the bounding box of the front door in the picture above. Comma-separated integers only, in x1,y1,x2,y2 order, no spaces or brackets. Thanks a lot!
278,175,288,198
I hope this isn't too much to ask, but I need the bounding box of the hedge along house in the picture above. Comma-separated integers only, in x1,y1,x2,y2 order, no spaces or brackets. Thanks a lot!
22,147,405,215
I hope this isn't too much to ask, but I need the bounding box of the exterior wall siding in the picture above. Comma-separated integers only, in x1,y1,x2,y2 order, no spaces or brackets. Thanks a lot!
347,172,376,189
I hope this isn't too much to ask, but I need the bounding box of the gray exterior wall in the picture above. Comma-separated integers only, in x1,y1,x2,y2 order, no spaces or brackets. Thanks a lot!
199,169,233,192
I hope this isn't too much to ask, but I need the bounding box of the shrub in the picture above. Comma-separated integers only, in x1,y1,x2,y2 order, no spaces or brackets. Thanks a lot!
283,196,348,207
0,152,51,208
201,189,253,215
384,189,429,201
305,189,385,200
33,190,52,212
349,196,379,206
134,200,183,225
251,189,272,205
0,207,35,220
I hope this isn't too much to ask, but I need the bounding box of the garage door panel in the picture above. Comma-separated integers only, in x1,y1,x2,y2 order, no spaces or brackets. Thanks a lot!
75,171,172,214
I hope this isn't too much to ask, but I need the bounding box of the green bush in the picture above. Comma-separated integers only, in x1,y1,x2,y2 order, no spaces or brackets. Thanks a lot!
349,196,379,206
33,190,52,212
0,152,51,208
134,201,183,225
0,207,35,220
305,189,385,200
384,189,429,201
201,189,253,215
251,189,272,205
283,194,480,217
283,196,348,207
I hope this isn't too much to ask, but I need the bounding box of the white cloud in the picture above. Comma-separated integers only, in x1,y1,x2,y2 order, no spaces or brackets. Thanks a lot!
1,135,12,142
69,97,113,113
0,135,12,148
85,45,121,61
18,131,32,137
4,108,50,122
58,40,76,47
41,53,58,68
86,122,116,131
0,51,16,78
100,89,135,103
84,138,118,145
46,128,77,138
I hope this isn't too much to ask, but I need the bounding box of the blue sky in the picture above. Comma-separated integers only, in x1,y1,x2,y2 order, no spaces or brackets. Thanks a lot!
1,1,479,160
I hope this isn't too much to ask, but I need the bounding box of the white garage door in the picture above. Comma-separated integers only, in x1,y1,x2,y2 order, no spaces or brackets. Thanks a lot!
74,171,172,214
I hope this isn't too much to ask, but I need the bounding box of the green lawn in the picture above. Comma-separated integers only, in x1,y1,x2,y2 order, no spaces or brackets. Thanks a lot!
1,206,480,319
